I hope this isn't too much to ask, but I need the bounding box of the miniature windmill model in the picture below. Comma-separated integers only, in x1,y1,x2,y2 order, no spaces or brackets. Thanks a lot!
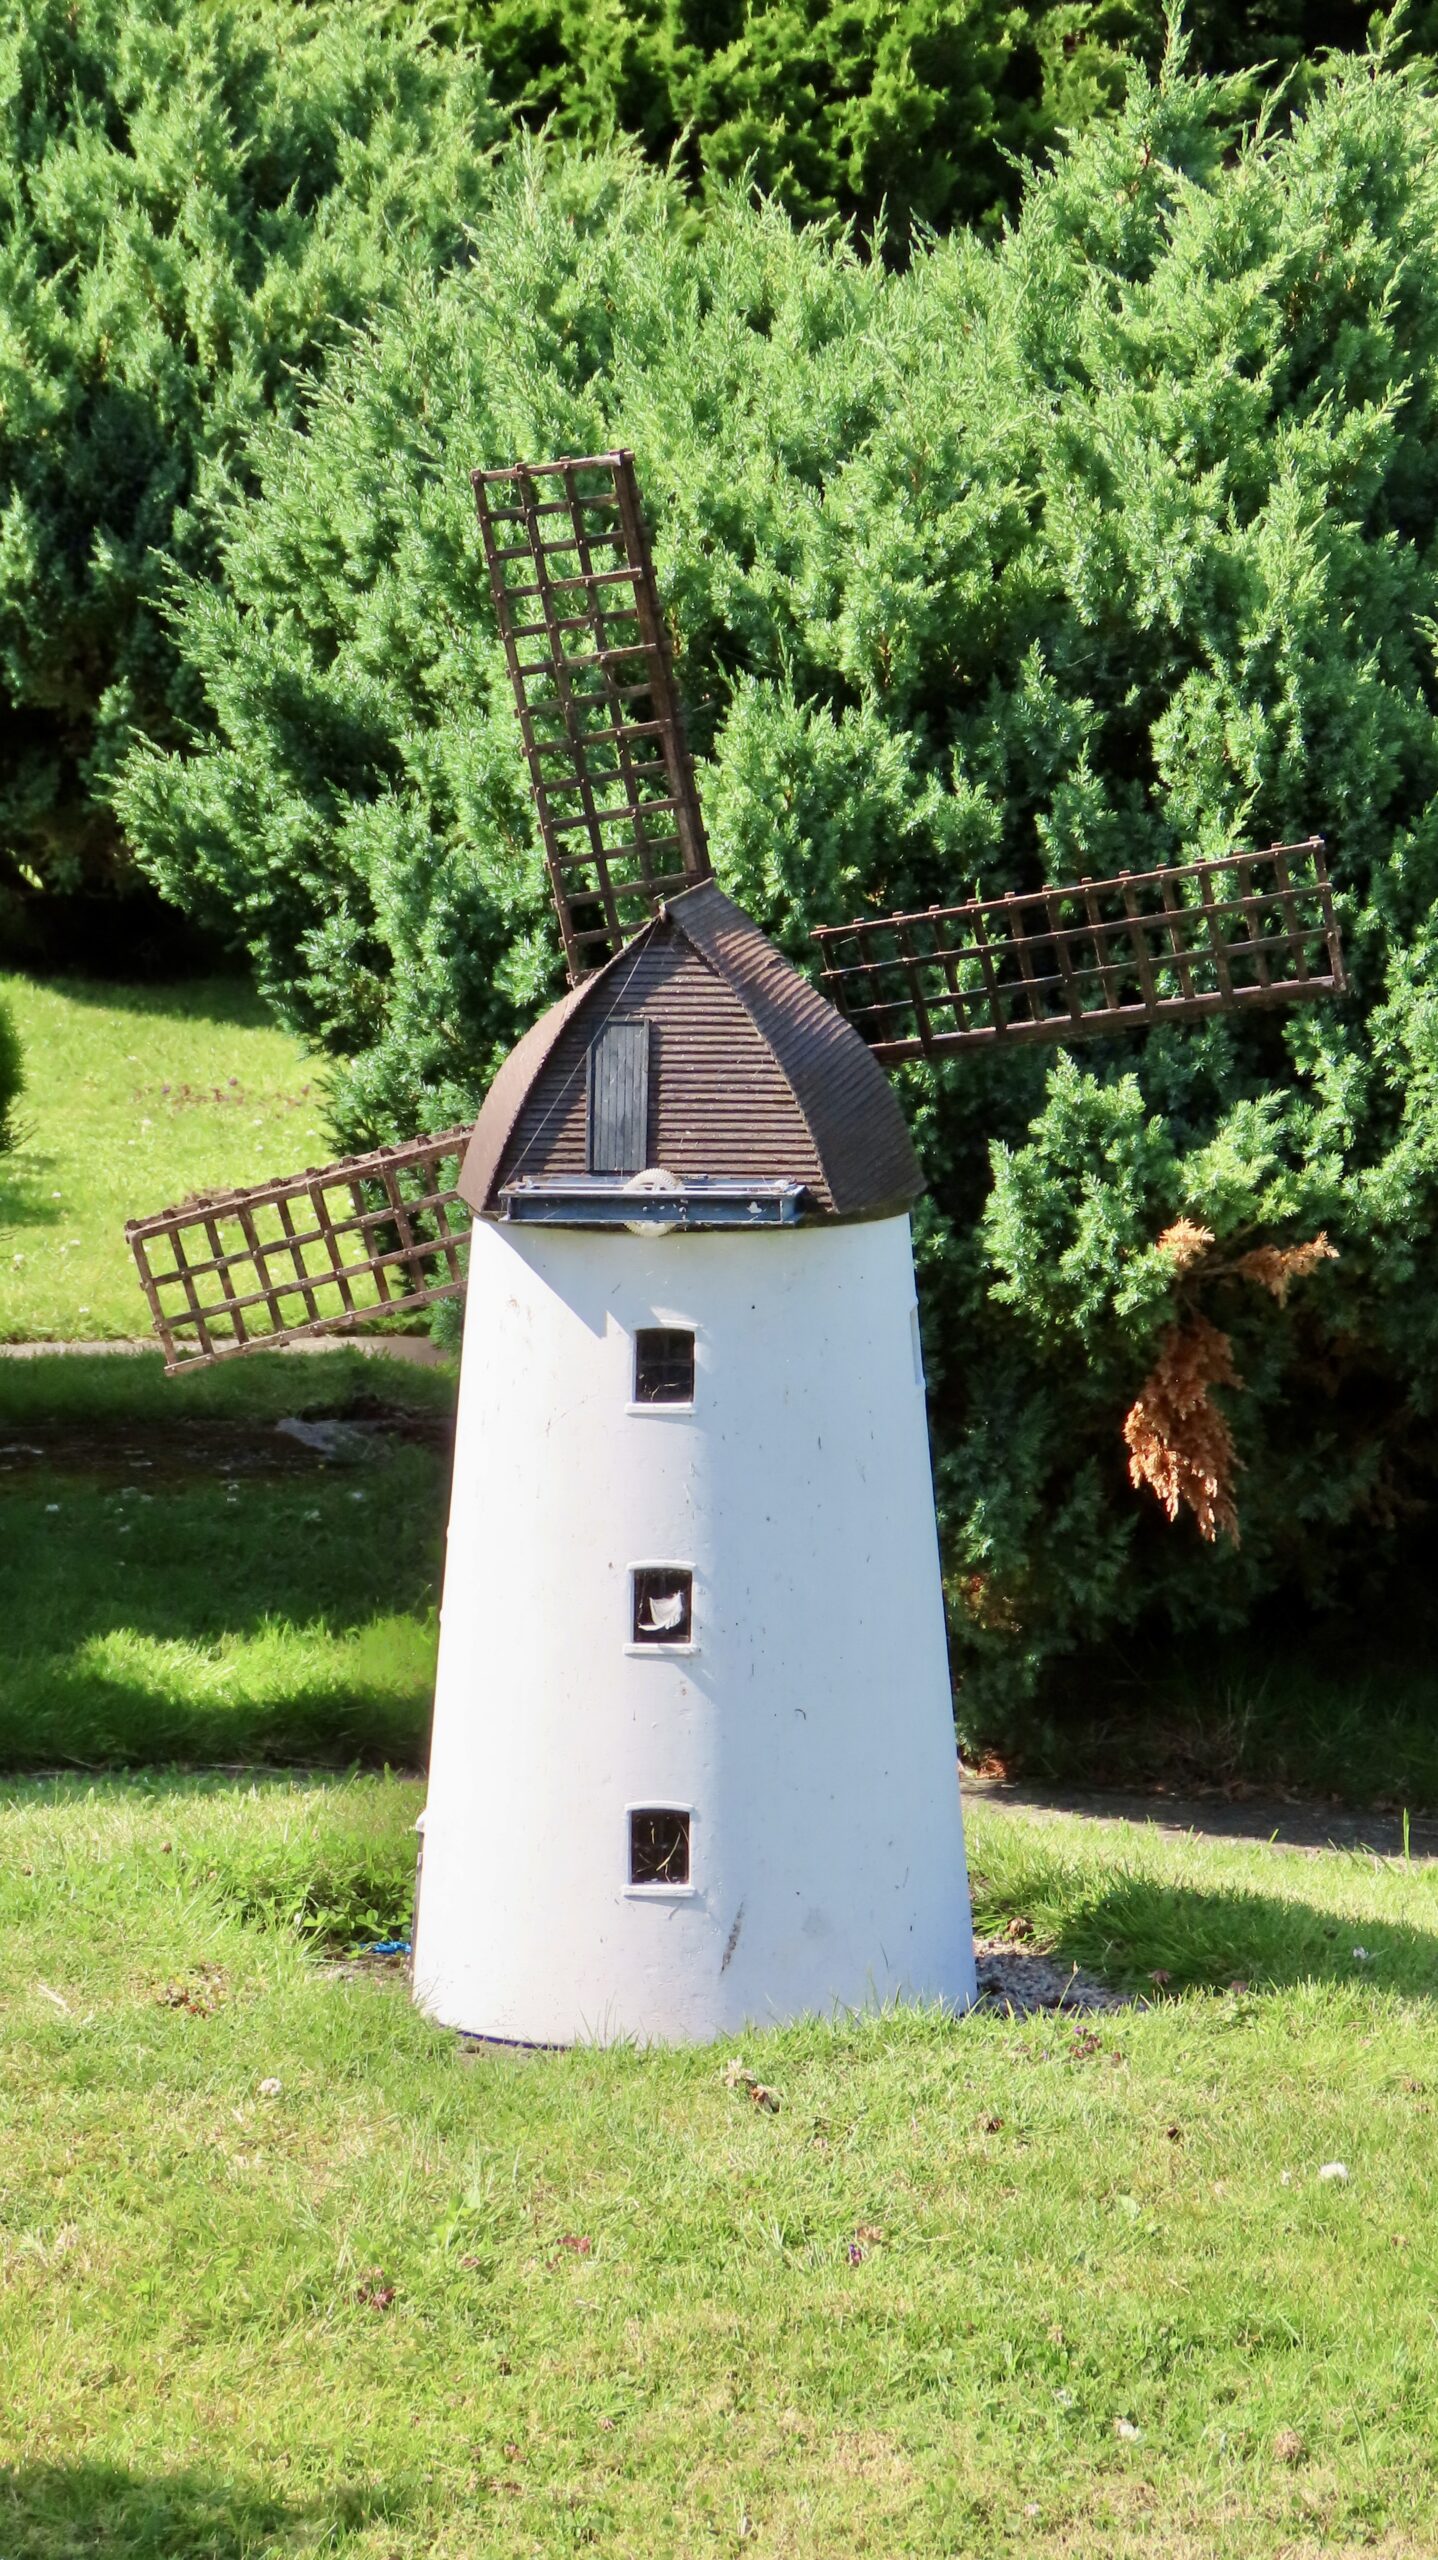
127,453,1346,2046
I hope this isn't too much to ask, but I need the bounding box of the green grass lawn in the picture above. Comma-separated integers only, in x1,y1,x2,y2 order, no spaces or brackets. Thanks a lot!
0,974,334,1341
3,1777,1438,2559
0,1352,450,1769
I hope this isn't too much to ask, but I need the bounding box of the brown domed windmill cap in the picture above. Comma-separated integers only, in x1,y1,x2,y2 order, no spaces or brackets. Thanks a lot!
458,876,924,1224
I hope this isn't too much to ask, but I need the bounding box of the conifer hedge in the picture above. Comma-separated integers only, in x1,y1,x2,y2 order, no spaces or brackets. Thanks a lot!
120,59,1438,1727
0,0,498,914
467,1,1438,244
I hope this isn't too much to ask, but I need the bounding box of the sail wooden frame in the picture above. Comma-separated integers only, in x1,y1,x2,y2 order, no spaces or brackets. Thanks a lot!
125,1130,472,1374
473,451,711,983
811,839,1345,1062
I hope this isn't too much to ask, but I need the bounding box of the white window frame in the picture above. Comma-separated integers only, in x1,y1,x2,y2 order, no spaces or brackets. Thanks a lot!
623,1800,696,1898
625,1560,698,1657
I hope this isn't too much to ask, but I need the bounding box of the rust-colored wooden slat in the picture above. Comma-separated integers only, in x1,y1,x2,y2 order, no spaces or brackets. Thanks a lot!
1237,854,1270,989
429,1190,464,1288
968,907,1008,1036
274,1192,322,1325
1270,841,1311,985
1079,878,1125,1010
1155,872,1200,1006
1001,892,1046,1026
1198,865,1235,1002
165,1226,214,1360
609,459,711,893
202,1212,249,1345
1119,874,1159,1013
1043,889,1087,1025
895,920,935,1053
928,905,971,1038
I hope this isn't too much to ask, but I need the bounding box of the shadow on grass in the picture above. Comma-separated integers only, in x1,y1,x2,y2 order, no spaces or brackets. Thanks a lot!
0,2461,405,2559
970,1840,1438,2001
965,1779,1438,1860
7,972,274,1032
0,1622,435,1773
0,1145,64,1234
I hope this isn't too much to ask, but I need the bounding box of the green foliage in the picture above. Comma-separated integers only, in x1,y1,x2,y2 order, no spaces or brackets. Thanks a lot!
180,1772,419,1943
0,994,21,1153
464,0,1438,246
466,0,1140,244
119,56,1438,1728
0,0,499,909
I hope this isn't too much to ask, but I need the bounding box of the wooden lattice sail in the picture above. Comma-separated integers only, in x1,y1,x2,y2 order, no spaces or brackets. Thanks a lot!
472,451,711,983
812,839,1345,1062
124,450,1348,1371
126,1131,470,1373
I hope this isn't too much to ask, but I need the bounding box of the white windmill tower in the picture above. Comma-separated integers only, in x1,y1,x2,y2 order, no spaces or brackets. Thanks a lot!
126,452,1346,2046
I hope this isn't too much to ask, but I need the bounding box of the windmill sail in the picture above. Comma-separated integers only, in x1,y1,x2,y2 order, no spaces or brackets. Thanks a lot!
473,451,711,982
812,838,1345,1063
126,1130,471,1374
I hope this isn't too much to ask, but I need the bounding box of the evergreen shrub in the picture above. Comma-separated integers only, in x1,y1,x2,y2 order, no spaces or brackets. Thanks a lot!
0,997,21,1154
0,0,498,913
466,0,1438,244
120,59,1438,1730
467,0,1138,243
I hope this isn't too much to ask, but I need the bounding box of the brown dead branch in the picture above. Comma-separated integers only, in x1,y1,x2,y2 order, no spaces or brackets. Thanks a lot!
1230,1233,1338,1305
1123,1221,1338,1545
1124,1312,1243,1547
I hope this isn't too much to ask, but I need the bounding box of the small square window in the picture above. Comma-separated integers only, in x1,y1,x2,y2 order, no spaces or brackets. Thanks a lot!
631,1566,693,1645
630,1808,690,1887
634,1328,695,1404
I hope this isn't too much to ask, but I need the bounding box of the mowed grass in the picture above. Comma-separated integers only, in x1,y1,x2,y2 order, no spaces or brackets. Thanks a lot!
0,974,332,1340
4,1778,1438,2559
0,1352,450,1768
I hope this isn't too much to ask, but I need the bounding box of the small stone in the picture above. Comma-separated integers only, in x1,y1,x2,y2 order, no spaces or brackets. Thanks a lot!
1113,2418,1141,2441
258,2077,283,2098
1273,2428,1304,2464
1318,2161,1348,2183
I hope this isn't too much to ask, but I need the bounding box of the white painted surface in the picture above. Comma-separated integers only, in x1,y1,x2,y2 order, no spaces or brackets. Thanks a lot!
413,1213,976,2044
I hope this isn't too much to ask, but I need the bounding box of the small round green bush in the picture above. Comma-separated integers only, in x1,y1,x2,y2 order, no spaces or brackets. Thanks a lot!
0,997,24,1156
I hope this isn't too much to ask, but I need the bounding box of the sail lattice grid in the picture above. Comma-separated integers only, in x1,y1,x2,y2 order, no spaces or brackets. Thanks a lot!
125,1132,472,1373
812,839,1345,1062
473,452,711,983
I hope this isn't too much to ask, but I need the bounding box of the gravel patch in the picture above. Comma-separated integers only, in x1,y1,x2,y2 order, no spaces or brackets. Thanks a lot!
973,1937,1137,2015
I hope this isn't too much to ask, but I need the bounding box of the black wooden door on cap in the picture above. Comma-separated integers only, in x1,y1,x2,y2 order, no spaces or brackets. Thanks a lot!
587,1018,651,1174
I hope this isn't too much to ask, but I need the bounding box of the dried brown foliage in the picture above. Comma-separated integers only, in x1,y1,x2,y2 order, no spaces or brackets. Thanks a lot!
1124,1313,1242,1547
1231,1233,1337,1305
1124,1225,1338,1545
1155,1217,1215,1272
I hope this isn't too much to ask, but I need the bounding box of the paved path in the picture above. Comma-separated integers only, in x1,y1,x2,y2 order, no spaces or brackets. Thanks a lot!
0,1334,447,1364
961,1775,1438,1861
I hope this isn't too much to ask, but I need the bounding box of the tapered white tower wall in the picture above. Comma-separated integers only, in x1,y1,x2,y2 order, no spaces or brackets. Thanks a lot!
414,1211,975,2045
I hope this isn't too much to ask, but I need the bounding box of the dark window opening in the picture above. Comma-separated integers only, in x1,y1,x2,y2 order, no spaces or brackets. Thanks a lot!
634,1328,695,1404
631,1566,693,1645
630,1808,691,1887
